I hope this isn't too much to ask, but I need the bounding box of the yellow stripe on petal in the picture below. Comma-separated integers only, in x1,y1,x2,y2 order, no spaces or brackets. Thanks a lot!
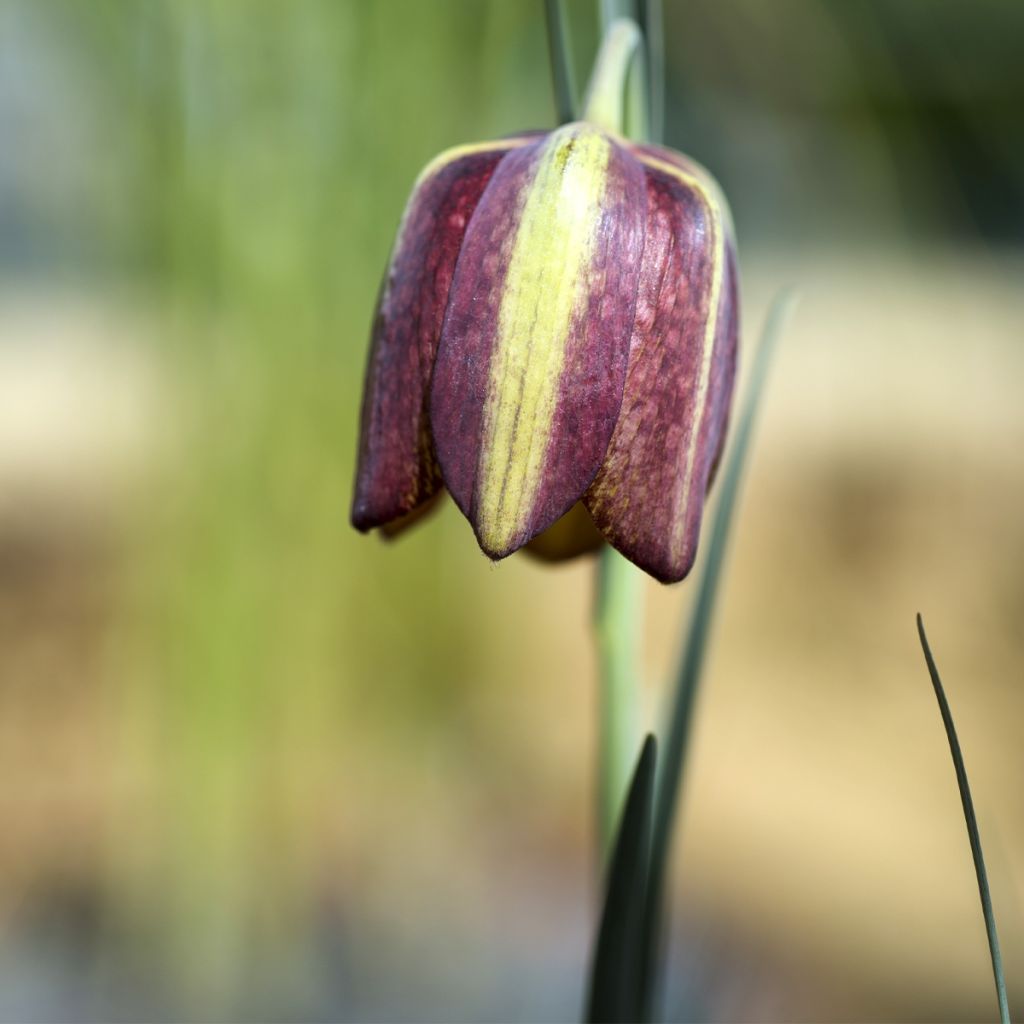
637,152,727,567
411,136,535,191
474,124,614,554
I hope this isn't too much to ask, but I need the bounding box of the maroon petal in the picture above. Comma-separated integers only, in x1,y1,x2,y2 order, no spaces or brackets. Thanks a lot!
429,123,647,559
351,138,532,532
585,150,739,583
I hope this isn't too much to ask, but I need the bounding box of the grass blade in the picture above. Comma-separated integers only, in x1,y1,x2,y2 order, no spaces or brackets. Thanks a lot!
636,0,663,143
586,735,657,1024
639,290,797,1018
916,613,1011,1024
544,0,578,124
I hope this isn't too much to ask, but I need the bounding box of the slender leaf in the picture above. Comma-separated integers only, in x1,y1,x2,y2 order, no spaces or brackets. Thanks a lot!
636,0,663,143
544,0,578,124
586,735,657,1024
917,614,1011,1024
639,290,797,1018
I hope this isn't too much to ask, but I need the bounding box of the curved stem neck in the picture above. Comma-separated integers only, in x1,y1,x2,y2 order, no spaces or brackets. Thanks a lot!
582,17,645,137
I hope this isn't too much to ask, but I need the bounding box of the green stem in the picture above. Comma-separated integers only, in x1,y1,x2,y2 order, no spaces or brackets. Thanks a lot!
581,17,644,137
599,0,634,32
624,34,650,142
544,0,578,124
582,12,650,868
594,547,644,858
637,0,664,143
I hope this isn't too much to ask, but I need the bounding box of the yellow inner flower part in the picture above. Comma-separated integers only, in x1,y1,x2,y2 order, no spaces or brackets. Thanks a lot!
476,123,612,552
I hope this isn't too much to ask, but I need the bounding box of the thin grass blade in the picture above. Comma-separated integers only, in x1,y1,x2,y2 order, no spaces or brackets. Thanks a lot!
586,734,657,1024
917,613,1011,1024
636,0,663,143
638,290,797,1018
544,0,578,123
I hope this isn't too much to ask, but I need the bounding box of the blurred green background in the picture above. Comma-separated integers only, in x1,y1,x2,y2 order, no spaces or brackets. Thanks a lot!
1,1,1023,1020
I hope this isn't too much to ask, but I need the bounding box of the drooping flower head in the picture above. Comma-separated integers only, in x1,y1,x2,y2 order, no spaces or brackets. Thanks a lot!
352,62,738,584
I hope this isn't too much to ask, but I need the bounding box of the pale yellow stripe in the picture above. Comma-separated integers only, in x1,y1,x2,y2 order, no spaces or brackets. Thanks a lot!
476,123,613,552
637,153,727,565
412,137,534,191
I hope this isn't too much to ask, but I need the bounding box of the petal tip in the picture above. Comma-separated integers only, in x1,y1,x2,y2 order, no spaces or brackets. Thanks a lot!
350,507,373,534
472,521,524,563
615,539,697,586
349,490,385,533
351,489,444,539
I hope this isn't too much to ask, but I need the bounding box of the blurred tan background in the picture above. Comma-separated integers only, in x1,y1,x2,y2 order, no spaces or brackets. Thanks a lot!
0,1,1022,1020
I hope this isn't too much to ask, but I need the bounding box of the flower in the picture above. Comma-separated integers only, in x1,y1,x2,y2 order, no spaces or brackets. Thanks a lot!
351,121,738,583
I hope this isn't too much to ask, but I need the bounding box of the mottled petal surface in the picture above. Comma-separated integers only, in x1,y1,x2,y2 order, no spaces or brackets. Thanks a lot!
430,123,647,558
631,142,737,240
585,152,739,583
351,138,530,531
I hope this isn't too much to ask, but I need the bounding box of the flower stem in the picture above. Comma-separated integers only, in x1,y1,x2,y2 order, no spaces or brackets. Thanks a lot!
594,547,645,858
581,17,645,137
583,13,649,868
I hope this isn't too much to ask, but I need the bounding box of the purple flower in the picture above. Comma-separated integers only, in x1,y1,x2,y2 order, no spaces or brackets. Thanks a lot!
352,121,738,583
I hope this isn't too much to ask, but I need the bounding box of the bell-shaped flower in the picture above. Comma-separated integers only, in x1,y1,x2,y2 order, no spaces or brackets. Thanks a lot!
351,119,738,583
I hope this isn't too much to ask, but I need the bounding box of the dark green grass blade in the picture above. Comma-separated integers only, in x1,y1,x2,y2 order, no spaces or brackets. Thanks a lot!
638,291,797,1019
544,0,578,124
916,614,1011,1024
586,735,657,1024
636,0,663,143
